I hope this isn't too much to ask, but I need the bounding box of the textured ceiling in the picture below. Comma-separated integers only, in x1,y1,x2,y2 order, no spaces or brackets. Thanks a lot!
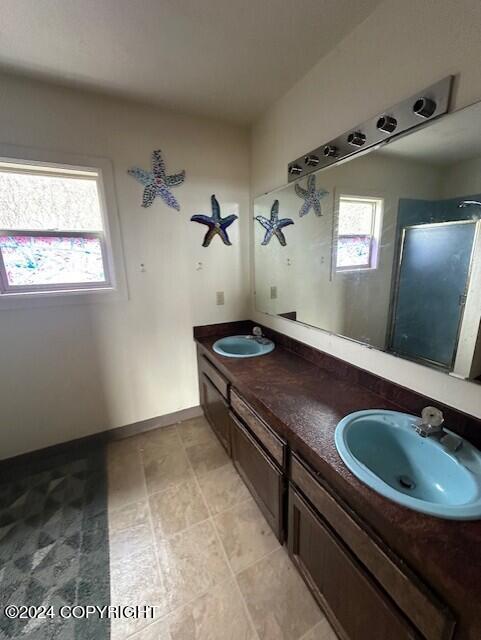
0,0,382,123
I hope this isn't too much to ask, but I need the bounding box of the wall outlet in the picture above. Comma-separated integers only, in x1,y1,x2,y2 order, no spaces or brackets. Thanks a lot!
216,291,225,305
270,286,277,300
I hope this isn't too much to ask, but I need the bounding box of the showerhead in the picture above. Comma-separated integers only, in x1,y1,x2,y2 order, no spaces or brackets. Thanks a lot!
458,200,481,208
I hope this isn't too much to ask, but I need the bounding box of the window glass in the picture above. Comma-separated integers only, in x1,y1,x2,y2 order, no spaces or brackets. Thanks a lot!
0,170,103,231
336,196,382,271
336,235,372,268
337,199,374,235
0,235,105,287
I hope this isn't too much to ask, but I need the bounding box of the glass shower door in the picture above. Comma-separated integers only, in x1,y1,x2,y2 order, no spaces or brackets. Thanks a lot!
389,220,477,369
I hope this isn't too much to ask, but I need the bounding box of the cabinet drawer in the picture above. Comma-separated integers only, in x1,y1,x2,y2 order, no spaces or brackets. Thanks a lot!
200,373,231,455
230,412,284,541
201,355,229,400
291,454,455,640
289,486,420,640
231,389,285,468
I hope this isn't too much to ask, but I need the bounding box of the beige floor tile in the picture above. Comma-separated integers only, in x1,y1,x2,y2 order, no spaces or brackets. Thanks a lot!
177,416,216,447
237,547,321,640
300,619,338,640
110,545,168,640
142,445,194,495
109,500,150,532
150,479,209,538
108,438,146,511
214,498,279,573
130,619,172,640
139,425,182,452
184,438,229,476
167,579,256,640
156,519,231,611
110,520,154,565
108,418,329,640
197,463,250,515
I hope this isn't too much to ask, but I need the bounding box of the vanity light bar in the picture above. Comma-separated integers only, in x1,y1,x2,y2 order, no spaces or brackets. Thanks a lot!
287,76,453,182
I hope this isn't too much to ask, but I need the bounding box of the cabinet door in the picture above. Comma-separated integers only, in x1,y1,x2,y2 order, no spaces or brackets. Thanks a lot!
230,412,284,542
200,373,232,455
200,355,229,399
288,486,420,640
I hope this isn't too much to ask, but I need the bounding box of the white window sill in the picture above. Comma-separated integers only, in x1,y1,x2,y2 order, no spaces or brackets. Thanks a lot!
0,285,127,310
336,266,378,274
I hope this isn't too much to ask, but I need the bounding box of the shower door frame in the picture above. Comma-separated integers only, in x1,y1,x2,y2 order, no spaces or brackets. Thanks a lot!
388,219,479,371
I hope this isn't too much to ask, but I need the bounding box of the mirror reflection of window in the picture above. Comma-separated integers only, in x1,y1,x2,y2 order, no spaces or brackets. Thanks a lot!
335,195,383,271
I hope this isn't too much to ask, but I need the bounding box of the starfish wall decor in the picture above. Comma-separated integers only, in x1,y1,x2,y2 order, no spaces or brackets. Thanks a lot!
294,174,328,217
255,199,294,246
191,195,238,247
128,149,185,210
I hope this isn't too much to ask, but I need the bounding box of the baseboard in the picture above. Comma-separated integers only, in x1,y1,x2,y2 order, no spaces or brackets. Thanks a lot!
107,405,204,440
0,405,203,476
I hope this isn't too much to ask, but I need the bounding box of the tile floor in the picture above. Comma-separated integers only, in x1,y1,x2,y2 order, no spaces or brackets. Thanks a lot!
107,415,338,640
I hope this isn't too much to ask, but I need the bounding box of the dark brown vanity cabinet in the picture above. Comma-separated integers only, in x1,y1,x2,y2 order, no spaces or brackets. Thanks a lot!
289,454,455,640
289,487,420,640
199,358,232,455
230,388,286,542
230,411,284,541
197,350,286,542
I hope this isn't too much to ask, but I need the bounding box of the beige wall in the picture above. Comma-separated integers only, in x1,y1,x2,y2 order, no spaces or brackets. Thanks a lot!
251,0,481,418
0,73,250,459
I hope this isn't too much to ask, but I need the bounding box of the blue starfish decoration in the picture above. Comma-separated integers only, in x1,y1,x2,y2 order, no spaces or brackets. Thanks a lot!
294,174,328,217
255,199,294,246
191,195,238,247
128,149,185,210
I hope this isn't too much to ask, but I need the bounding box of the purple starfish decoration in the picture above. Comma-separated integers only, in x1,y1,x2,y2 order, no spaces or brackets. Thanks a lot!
191,195,238,247
128,149,185,210
294,174,328,217
255,199,294,246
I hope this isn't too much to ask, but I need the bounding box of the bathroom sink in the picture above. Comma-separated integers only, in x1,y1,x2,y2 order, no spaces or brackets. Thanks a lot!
335,409,481,520
213,335,275,358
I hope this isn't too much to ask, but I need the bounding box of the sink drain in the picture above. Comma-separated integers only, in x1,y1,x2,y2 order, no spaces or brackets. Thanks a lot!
398,475,416,490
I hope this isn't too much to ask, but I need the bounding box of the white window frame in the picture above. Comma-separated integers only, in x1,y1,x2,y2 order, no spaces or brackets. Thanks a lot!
333,193,384,273
0,144,128,310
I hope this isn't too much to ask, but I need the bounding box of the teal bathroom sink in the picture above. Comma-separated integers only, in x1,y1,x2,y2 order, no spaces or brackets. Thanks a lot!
335,410,481,520
213,335,275,358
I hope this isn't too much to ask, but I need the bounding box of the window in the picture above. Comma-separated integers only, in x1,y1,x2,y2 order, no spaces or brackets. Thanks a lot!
335,195,383,271
0,160,113,296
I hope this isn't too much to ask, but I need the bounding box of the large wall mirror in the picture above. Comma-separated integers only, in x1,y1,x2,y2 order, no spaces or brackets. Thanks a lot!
254,100,481,383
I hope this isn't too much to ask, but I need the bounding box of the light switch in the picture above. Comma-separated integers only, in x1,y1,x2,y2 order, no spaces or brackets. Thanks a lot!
216,291,225,305
270,286,277,300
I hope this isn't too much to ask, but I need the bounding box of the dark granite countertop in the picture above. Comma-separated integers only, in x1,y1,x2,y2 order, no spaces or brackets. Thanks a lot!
196,332,481,640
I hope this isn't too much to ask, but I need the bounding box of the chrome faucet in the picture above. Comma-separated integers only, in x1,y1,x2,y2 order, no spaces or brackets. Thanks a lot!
413,406,463,452
251,326,271,345
414,406,445,438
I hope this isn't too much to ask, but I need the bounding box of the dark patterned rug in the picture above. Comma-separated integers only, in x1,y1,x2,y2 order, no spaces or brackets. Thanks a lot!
0,446,110,640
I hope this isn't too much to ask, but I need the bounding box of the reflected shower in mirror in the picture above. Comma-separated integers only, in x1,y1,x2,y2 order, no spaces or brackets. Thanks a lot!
254,101,481,382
